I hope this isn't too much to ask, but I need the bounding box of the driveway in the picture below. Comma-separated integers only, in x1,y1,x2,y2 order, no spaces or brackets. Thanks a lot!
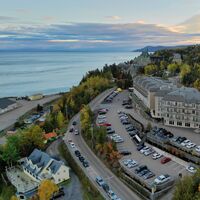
46,139,83,200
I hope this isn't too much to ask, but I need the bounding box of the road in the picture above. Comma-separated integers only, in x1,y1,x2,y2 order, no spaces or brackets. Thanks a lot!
63,88,142,200
46,139,83,200
0,94,60,132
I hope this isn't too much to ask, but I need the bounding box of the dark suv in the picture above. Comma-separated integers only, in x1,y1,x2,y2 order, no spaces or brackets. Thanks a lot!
135,165,147,174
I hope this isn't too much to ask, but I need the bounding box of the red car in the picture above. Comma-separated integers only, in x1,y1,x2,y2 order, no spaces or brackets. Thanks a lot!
161,157,171,164
98,123,111,127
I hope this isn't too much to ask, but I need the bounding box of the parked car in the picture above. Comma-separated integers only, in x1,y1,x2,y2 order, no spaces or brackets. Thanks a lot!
143,171,155,180
154,174,171,185
195,145,200,153
120,150,131,156
137,145,145,151
125,105,133,109
96,176,105,187
69,128,74,133
70,142,75,148
138,169,149,177
140,146,150,154
107,129,115,134
107,190,117,200
160,157,171,164
186,142,196,149
74,150,81,157
79,156,85,162
152,153,163,160
72,121,77,126
186,165,197,174
102,183,110,193
144,148,154,156
135,165,147,174
74,129,79,135
50,190,65,199
82,160,89,168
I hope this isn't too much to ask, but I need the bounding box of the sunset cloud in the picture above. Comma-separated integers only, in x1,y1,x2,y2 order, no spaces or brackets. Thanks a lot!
105,16,122,21
0,15,199,51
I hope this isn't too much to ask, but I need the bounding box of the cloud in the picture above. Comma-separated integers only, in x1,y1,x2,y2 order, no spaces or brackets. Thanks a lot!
0,16,17,21
42,16,57,22
15,9,31,14
105,16,122,21
175,14,200,33
0,16,199,51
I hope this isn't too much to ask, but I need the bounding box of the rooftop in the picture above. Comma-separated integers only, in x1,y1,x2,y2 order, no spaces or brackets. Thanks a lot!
0,98,16,109
163,87,200,103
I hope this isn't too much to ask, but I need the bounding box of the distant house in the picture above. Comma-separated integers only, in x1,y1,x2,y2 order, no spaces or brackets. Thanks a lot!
44,132,57,142
21,149,70,184
0,98,18,114
28,93,43,101
172,53,182,63
150,55,164,64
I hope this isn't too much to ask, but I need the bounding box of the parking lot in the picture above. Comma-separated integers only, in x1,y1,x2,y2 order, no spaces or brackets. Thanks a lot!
97,90,191,190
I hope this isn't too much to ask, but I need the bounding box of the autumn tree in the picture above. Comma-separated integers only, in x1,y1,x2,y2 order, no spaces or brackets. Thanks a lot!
144,64,158,75
56,111,65,129
167,63,180,76
20,125,45,156
80,105,93,139
173,170,200,200
194,79,200,91
10,196,18,200
38,180,58,200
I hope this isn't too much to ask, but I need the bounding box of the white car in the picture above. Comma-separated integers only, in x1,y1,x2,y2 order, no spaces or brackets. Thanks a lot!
108,190,118,200
97,115,106,119
140,147,150,154
74,129,79,135
186,142,196,149
70,142,75,148
195,146,200,153
154,174,171,185
180,140,190,146
123,159,133,166
186,166,197,174
152,153,163,160
97,119,107,124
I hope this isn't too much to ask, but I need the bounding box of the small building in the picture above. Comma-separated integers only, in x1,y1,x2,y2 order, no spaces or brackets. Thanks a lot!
21,149,70,184
172,53,182,64
28,94,43,101
44,132,57,142
0,98,18,114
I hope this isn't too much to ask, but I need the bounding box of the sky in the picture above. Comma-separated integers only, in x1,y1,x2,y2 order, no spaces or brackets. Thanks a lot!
0,0,200,51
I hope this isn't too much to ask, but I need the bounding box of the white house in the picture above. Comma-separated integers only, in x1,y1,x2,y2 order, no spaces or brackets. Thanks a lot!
21,149,70,184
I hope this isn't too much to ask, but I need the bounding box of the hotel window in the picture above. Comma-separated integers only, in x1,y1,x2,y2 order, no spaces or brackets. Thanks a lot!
192,110,195,114
177,122,182,126
185,123,190,127
169,121,174,125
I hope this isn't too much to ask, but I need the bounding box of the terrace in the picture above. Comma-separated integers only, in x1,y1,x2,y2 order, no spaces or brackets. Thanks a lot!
6,166,38,194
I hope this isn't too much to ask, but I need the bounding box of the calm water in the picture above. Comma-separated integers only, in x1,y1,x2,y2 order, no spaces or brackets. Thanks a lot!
0,52,140,97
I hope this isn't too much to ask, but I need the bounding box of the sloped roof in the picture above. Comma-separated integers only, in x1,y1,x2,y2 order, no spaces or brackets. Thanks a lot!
48,160,64,174
28,149,51,168
0,98,16,109
44,132,57,140
163,87,200,103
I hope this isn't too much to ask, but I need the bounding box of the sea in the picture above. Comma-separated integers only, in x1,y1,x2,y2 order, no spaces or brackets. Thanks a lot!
0,51,140,98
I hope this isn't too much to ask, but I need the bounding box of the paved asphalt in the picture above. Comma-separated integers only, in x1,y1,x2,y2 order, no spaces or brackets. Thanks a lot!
0,94,60,131
63,88,142,200
46,139,83,200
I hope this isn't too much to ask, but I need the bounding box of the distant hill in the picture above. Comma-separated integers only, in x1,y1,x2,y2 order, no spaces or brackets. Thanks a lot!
133,45,190,52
